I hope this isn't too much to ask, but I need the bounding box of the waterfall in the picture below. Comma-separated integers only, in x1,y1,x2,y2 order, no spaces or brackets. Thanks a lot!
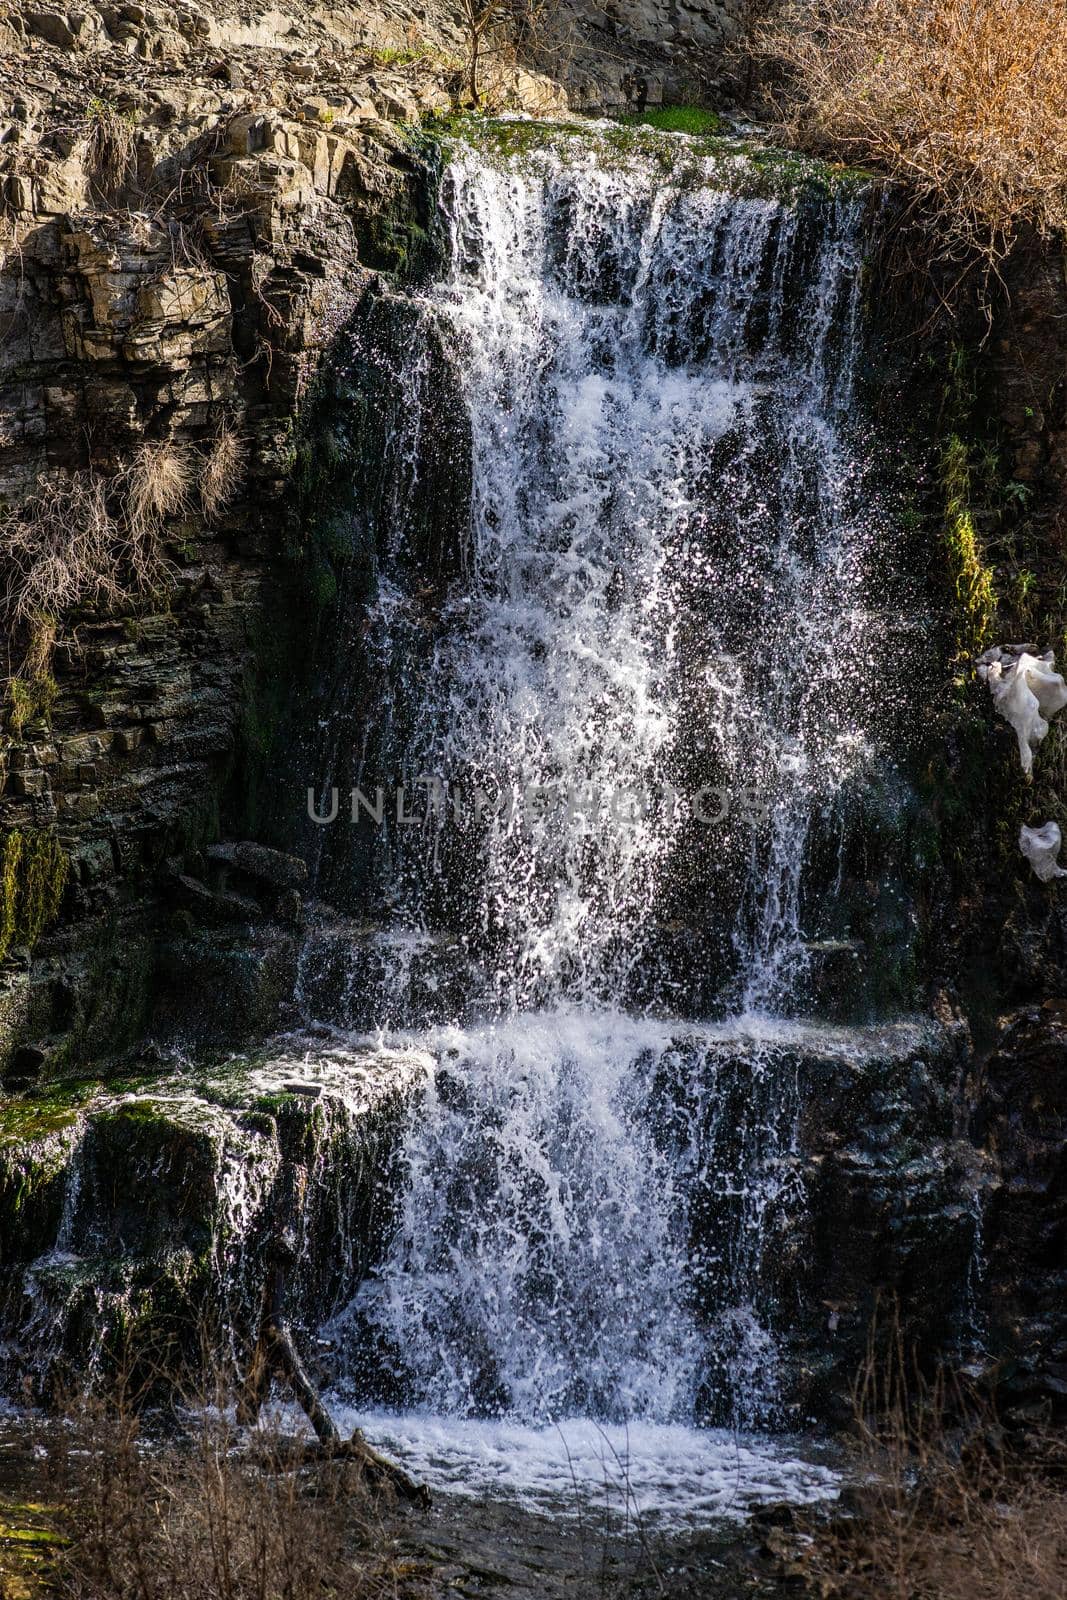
304,124,914,1508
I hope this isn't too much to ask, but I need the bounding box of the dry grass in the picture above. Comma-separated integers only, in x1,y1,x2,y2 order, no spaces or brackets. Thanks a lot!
0,449,184,659
81,96,138,199
199,424,247,520
0,471,122,629
755,0,1067,269
118,442,189,595
46,1389,432,1600
123,440,192,538
788,1327,1067,1599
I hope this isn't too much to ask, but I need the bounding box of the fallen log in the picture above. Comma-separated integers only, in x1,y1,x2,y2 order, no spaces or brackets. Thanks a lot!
239,1161,430,1508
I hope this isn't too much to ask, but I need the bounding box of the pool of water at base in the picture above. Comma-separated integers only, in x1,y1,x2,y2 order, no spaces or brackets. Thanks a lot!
322,1407,841,1533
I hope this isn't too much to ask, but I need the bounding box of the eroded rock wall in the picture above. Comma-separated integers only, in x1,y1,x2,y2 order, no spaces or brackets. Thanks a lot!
0,65,447,1075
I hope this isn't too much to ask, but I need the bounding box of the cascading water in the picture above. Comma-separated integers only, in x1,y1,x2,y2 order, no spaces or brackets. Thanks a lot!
302,124,917,1522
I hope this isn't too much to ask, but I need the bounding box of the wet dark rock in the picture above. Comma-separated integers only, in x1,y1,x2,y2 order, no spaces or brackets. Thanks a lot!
151,925,301,1046
173,872,263,924
295,910,476,1029
972,1004,1067,1405
207,840,308,890
0,1042,427,1393
2,1044,49,1090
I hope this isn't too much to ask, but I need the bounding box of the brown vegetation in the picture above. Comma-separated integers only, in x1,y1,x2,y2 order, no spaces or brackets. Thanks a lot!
199,425,247,521
46,1390,433,1600
457,0,573,106
0,444,185,661
1,471,122,630
755,0,1067,270
81,97,138,200
785,1325,1067,1598
123,440,193,543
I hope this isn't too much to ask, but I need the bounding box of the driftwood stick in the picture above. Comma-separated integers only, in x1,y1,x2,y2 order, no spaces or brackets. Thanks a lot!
296,1435,432,1506
239,1161,430,1506
265,1312,341,1448
237,1252,286,1426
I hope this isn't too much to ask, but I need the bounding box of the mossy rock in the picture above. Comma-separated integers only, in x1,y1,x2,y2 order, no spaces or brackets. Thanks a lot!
0,833,68,968
339,128,444,283
0,1045,425,1391
74,1099,240,1260
0,1496,66,1600
427,113,878,205
616,106,724,137
0,1094,84,1267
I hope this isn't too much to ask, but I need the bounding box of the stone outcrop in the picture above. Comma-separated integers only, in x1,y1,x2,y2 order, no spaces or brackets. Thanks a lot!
0,1039,431,1391
0,11,467,1075
971,1003,1067,1414
750,1016,981,1425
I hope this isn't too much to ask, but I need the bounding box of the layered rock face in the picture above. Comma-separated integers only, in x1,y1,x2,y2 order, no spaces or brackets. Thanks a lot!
0,104,407,1075
0,15,470,1078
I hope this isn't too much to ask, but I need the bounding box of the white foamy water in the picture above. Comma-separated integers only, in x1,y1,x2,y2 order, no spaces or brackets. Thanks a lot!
338,1008,808,1427
349,1410,839,1530
362,129,893,1017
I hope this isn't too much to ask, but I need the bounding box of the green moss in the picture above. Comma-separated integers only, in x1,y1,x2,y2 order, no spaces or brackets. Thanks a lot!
346,131,442,281
0,1096,85,1148
0,1084,88,1249
0,831,69,966
0,1497,67,1600
942,433,997,657
427,113,873,202
616,105,723,136
6,675,56,736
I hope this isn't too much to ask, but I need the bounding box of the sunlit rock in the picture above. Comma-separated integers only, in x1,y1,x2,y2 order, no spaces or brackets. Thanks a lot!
1019,821,1067,882
977,646,1067,776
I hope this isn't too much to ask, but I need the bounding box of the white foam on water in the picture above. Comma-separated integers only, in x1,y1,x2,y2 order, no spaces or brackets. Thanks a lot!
338,1007,936,1430
339,1408,840,1530
364,131,890,1019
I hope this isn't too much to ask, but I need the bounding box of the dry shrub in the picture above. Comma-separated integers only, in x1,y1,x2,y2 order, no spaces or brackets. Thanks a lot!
120,441,189,594
123,439,192,537
200,425,247,520
0,451,183,658
49,1389,427,1600
81,96,137,199
793,1325,1067,1599
1,471,122,628
0,209,25,275
457,0,574,106
756,0,1067,268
